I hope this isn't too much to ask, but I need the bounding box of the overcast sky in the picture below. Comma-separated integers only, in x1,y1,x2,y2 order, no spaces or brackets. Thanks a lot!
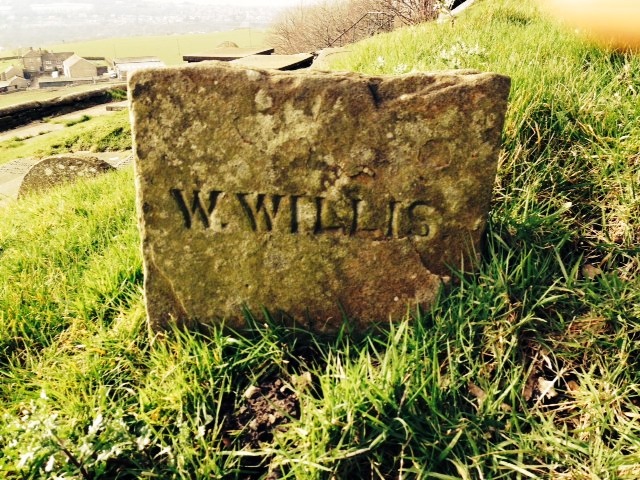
165,0,318,6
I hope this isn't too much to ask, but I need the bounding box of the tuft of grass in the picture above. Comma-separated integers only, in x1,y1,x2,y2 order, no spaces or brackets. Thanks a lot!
64,114,92,127
107,88,127,102
1,0,640,478
2,137,26,149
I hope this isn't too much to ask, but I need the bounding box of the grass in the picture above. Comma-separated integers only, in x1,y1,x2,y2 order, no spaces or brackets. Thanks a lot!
46,113,94,128
0,60,20,72
44,29,269,66
63,114,92,127
0,109,131,165
1,0,640,477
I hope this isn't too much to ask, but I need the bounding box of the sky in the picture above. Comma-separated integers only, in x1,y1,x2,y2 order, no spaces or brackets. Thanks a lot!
161,0,318,6
0,0,323,49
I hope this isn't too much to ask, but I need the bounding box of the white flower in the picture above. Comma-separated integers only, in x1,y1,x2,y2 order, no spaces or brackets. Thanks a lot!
440,41,485,68
40,390,48,401
88,413,103,436
375,56,385,68
154,445,173,459
96,446,121,463
96,450,110,462
393,63,409,74
45,455,55,473
78,441,93,458
27,420,40,431
467,43,485,56
43,413,59,432
136,435,151,451
17,451,34,469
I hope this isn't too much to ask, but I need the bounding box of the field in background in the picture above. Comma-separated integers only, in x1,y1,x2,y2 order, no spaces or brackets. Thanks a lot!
1,29,267,69
45,29,268,65
0,29,266,110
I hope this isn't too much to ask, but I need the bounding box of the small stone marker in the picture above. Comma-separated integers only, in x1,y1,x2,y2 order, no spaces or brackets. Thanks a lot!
18,155,115,198
129,63,510,332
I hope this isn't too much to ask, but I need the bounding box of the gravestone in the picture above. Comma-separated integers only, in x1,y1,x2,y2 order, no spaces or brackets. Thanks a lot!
18,155,115,198
129,63,510,332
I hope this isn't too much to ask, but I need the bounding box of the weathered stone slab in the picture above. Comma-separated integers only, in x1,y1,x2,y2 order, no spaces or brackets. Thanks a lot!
129,63,510,332
183,47,275,63
18,154,115,198
231,53,315,71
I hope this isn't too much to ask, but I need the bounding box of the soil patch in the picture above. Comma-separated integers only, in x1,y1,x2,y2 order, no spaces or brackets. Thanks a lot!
222,375,300,450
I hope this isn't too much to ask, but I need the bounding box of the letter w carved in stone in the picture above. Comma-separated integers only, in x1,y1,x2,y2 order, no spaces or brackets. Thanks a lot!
171,189,221,229
236,193,283,232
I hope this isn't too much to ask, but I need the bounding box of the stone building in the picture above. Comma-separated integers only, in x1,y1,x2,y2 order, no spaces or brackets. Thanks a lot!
22,49,43,76
112,57,165,80
41,51,73,73
22,49,73,77
0,65,23,81
63,54,98,78
0,76,29,93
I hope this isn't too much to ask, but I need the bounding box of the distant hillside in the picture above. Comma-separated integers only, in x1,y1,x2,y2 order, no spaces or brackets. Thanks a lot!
43,30,268,66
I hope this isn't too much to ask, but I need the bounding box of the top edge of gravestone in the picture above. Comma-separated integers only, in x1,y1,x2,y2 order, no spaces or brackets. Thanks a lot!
127,61,510,90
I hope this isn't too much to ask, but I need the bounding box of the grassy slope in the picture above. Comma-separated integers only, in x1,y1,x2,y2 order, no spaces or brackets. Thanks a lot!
45,29,268,66
1,0,640,478
0,109,131,165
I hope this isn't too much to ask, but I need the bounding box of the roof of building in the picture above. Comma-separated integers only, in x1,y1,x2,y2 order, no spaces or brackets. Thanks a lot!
115,62,166,72
0,76,28,87
42,52,74,61
38,77,76,84
23,49,43,58
2,65,21,74
90,59,110,68
113,57,163,65
63,54,92,68
182,47,274,63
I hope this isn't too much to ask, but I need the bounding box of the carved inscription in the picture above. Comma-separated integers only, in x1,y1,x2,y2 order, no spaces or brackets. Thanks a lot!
171,189,439,239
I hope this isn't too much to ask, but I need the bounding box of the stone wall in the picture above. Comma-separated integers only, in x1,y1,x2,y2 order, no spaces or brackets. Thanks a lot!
0,84,126,132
